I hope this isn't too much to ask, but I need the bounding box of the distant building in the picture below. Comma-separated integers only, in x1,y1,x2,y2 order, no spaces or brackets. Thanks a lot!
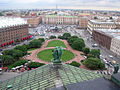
27,17,42,27
0,17,30,49
78,17,88,29
42,15,79,25
87,20,120,34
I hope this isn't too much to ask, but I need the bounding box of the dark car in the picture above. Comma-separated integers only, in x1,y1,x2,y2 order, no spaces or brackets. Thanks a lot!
0,49,2,52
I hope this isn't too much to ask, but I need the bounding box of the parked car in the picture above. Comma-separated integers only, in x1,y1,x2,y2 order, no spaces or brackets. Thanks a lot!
92,43,98,47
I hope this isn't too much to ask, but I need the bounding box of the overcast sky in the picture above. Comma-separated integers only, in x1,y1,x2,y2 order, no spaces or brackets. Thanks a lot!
0,0,120,11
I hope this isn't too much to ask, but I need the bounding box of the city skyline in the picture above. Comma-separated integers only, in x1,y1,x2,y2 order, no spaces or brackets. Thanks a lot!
0,0,120,11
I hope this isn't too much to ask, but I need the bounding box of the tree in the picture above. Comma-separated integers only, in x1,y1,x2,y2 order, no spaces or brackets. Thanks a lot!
14,45,27,55
94,16,98,19
71,38,85,51
29,39,42,48
83,48,90,54
87,54,95,58
63,33,71,40
2,49,15,56
110,17,113,20
1,55,14,65
28,62,45,68
67,35,78,45
49,35,56,39
2,49,23,60
69,61,81,67
84,58,105,70
38,38,45,42
90,49,100,58
12,50,23,60
58,35,64,39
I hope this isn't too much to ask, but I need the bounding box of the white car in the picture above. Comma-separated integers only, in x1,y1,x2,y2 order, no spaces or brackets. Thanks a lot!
92,43,98,47
109,55,113,58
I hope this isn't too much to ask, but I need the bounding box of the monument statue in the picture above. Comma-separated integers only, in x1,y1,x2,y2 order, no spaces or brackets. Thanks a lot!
113,63,119,74
52,46,63,64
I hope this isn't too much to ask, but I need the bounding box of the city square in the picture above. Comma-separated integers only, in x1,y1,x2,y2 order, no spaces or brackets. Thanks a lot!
0,1,120,90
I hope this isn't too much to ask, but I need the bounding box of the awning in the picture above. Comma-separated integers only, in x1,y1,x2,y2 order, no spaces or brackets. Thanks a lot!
1,44,3,47
4,43,6,46
9,41,12,44
12,41,14,43
7,42,9,45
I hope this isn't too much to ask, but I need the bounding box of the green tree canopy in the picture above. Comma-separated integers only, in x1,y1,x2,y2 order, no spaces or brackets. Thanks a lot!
49,35,56,39
1,55,14,65
67,35,78,45
2,49,15,56
2,49,23,60
29,39,42,48
83,48,90,54
69,61,81,67
87,54,95,58
71,38,85,51
28,62,45,68
90,49,100,58
84,58,105,70
12,50,23,59
58,35,65,39
63,33,71,40
14,45,27,55
38,38,45,42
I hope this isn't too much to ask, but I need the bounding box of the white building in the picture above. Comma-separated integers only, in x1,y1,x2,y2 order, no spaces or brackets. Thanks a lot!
110,36,120,57
87,20,119,34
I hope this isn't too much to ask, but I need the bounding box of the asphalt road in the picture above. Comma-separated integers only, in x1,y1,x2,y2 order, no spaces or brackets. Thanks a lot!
67,28,120,64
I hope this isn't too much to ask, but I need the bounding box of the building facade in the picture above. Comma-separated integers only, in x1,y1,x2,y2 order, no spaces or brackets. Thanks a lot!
42,15,79,25
78,17,88,29
87,20,118,34
92,30,112,50
93,29,120,57
110,36,120,57
27,17,42,27
0,17,30,48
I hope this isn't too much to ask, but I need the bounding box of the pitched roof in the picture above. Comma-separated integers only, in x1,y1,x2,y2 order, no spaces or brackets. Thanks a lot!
0,64,101,90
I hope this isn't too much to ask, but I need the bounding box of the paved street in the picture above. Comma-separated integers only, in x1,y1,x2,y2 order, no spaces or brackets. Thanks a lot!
29,24,120,64
66,27,120,64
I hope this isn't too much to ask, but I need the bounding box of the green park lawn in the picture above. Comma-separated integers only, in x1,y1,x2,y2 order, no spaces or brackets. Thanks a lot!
37,49,74,62
46,40,67,48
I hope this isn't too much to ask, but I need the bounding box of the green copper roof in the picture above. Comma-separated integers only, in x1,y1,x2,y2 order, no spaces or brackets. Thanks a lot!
0,64,101,90
45,15,78,18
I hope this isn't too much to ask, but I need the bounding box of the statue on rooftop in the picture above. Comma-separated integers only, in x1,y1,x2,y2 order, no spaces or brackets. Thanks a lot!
52,46,63,64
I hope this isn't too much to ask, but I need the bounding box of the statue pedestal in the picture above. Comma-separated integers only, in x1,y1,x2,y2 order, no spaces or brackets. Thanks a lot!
52,63,62,68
